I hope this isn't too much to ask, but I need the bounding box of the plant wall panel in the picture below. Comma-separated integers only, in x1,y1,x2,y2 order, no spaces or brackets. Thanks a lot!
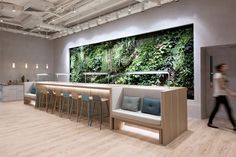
70,25,194,99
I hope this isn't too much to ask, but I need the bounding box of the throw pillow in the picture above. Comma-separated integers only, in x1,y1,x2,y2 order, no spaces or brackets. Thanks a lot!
121,96,141,112
141,97,161,116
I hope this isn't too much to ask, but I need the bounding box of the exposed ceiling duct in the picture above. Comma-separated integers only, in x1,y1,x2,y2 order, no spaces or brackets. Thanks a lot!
24,0,54,12
0,0,179,40
21,15,42,28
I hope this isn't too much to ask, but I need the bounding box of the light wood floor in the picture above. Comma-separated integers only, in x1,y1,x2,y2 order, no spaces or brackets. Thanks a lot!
0,101,236,157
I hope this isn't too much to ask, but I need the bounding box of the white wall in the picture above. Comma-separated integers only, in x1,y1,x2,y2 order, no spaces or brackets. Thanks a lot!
53,0,236,118
0,31,54,83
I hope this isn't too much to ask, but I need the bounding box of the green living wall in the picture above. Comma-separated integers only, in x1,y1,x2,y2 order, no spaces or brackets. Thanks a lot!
70,25,194,99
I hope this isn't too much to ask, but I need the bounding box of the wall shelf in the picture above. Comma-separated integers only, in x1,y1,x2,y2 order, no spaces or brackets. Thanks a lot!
83,72,109,83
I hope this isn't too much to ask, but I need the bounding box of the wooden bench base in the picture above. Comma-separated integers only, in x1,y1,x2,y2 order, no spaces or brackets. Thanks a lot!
24,97,36,106
111,117,163,145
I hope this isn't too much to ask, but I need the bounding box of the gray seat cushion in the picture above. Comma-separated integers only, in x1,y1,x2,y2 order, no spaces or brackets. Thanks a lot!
121,96,141,112
142,97,161,116
112,109,161,125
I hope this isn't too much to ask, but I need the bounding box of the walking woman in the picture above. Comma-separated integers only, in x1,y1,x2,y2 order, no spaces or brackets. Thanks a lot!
208,63,236,131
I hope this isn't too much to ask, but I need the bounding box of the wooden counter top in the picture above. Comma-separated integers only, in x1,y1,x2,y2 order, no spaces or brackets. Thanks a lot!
36,81,185,91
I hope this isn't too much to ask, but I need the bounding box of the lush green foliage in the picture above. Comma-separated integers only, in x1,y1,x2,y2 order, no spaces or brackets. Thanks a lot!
70,25,194,98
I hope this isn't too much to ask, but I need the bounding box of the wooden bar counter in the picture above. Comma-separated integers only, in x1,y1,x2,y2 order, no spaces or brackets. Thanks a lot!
35,81,187,145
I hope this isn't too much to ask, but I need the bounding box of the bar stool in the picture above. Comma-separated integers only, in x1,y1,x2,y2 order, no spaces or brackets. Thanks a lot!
52,89,63,115
38,87,48,109
60,90,71,117
69,91,81,121
45,88,55,112
78,95,92,126
90,95,109,130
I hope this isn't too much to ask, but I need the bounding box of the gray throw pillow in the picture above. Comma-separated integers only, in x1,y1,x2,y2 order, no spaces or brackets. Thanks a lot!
121,96,141,112
141,97,161,116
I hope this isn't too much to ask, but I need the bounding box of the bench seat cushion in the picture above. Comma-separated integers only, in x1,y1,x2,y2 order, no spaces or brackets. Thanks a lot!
112,109,161,125
24,93,36,99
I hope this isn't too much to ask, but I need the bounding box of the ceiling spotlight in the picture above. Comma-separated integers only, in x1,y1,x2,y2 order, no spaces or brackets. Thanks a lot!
156,0,161,6
73,8,77,14
128,6,132,13
98,17,102,22
12,6,16,12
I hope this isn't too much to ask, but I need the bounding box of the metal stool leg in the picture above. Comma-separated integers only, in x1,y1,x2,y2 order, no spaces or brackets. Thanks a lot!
87,102,91,126
100,102,103,130
76,100,80,122
78,101,84,122
69,99,74,119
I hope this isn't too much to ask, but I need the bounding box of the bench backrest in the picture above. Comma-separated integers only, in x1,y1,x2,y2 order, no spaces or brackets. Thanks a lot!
112,86,162,110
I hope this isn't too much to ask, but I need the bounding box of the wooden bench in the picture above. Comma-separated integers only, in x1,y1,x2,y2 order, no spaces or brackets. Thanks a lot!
111,86,187,145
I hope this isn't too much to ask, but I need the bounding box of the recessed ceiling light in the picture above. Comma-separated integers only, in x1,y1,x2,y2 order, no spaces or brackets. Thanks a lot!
0,19,3,22
73,8,77,14
128,7,132,13
12,9,16,12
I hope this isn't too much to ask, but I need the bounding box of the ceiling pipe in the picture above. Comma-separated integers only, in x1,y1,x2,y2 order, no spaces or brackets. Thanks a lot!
43,0,89,21
39,23,70,32
0,20,22,27
46,0,94,24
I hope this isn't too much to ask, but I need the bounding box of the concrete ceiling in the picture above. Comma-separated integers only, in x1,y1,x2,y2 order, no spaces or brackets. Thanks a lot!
0,0,179,40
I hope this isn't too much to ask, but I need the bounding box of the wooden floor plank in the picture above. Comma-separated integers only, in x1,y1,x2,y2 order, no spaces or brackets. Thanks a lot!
0,101,236,157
